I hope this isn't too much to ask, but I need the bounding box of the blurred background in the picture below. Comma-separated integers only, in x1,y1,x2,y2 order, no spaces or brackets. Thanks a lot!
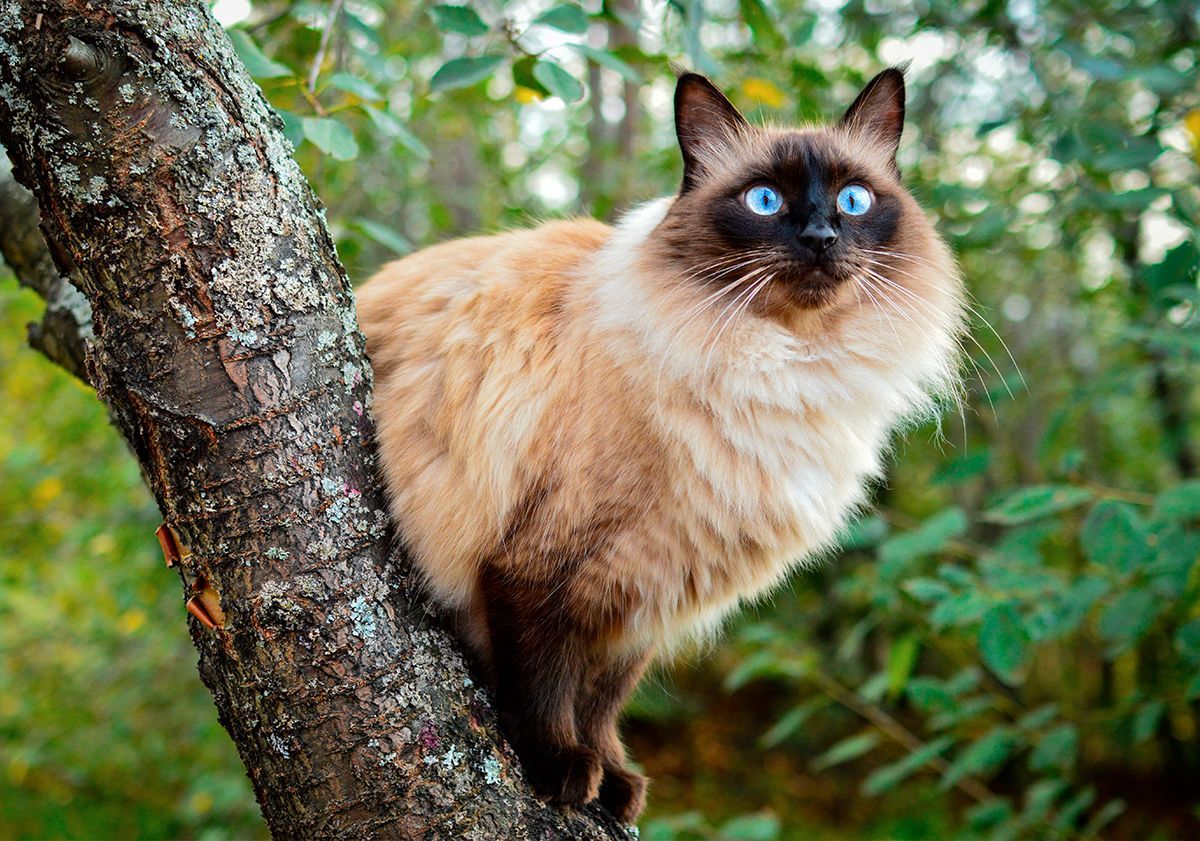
2,0,1198,838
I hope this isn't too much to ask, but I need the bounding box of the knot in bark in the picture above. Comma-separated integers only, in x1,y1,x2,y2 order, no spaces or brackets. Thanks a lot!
62,35,101,81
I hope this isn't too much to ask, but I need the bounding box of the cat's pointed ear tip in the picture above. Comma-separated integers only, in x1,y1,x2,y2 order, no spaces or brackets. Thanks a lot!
674,71,716,92
874,65,908,90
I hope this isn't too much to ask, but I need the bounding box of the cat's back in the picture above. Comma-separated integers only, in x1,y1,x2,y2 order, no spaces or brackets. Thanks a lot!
357,218,611,378
355,217,614,607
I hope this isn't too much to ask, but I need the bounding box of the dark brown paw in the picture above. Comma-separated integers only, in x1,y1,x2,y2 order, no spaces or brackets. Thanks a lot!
524,744,603,806
598,765,647,824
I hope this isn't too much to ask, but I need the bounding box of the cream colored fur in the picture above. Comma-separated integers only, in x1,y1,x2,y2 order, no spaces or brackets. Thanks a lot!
356,186,963,656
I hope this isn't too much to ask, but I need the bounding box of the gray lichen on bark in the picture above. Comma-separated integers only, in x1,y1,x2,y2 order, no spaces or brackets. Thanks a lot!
0,1,634,837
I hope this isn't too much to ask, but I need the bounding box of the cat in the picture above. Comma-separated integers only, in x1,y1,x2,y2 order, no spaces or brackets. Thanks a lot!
355,68,965,824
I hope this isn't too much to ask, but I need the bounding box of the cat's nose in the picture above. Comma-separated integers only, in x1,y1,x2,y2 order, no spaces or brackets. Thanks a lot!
799,221,838,253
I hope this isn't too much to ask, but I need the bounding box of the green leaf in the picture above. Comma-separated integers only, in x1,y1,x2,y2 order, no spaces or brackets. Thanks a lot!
1095,186,1169,211
1076,54,1125,80
1138,65,1191,94
930,591,988,629
1175,618,1200,661
532,60,583,103
965,799,1013,832
342,8,383,46
1023,779,1067,823
363,106,431,159
429,4,489,36
759,698,825,748
903,578,952,603
276,108,305,147
569,44,642,83
983,485,1093,525
718,811,780,841
1131,700,1164,743
859,671,889,703
836,514,888,550
350,218,413,256
1143,239,1199,295
1029,724,1077,771
941,727,1017,789
1052,576,1109,635
723,650,810,692
1091,138,1162,172
938,564,975,588
811,732,880,771
1149,525,1200,598
642,812,707,841
1154,480,1200,520
932,448,991,485
946,667,982,696
1082,799,1126,836
227,29,292,79
879,507,968,566
861,736,955,796
301,117,359,161
327,72,382,101
1188,673,1200,700
979,603,1028,683
1081,501,1151,574
1016,704,1059,731
931,697,992,731
533,3,589,34
1097,589,1158,644
512,56,551,97
1056,787,1096,830
430,55,505,92
886,633,920,698
905,677,954,713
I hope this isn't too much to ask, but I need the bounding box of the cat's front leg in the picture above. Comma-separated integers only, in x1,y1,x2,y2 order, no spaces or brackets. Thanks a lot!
577,649,653,823
479,565,603,805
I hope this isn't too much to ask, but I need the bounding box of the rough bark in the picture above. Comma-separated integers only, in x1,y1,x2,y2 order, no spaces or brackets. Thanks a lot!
0,2,632,838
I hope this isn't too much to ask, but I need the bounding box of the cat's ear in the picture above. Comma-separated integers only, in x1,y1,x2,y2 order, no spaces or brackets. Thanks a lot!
840,67,906,169
675,73,749,193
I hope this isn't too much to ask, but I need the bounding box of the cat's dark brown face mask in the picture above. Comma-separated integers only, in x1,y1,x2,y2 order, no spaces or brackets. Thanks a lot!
651,69,921,313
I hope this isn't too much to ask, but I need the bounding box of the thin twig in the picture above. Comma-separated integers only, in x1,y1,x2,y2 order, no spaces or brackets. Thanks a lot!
307,0,345,94
810,668,997,805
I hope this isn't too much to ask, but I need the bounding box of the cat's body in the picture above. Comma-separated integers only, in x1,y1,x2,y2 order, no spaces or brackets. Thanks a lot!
357,70,964,822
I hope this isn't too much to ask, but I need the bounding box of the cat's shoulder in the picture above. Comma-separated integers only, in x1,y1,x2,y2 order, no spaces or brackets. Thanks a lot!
356,217,614,352
367,217,610,282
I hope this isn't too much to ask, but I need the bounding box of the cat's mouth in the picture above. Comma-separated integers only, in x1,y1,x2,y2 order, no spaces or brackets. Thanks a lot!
774,259,852,308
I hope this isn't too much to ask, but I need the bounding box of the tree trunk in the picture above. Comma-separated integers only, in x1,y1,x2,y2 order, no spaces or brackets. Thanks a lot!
0,2,632,838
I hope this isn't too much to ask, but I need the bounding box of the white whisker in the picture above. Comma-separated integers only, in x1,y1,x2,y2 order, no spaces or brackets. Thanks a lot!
653,255,775,414
701,270,773,383
861,249,1026,392
860,266,999,413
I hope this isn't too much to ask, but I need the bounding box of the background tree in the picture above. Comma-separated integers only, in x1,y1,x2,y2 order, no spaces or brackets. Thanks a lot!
2,0,1198,839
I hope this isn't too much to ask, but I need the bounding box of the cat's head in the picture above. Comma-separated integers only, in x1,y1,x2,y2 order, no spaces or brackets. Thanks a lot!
647,69,960,328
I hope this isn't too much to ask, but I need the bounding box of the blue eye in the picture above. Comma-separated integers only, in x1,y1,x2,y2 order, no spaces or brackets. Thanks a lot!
837,184,873,216
744,185,783,216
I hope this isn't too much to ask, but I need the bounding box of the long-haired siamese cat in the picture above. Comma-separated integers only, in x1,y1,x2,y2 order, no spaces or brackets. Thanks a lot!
357,68,964,822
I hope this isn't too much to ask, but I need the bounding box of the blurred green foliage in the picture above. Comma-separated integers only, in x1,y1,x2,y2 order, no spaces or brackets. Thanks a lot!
2,0,1199,838
0,291,267,838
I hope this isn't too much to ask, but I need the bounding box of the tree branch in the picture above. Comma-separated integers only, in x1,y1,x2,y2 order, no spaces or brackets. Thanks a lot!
0,2,630,838
0,164,93,383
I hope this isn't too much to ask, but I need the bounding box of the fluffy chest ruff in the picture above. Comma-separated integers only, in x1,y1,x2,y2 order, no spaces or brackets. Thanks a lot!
589,198,962,650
